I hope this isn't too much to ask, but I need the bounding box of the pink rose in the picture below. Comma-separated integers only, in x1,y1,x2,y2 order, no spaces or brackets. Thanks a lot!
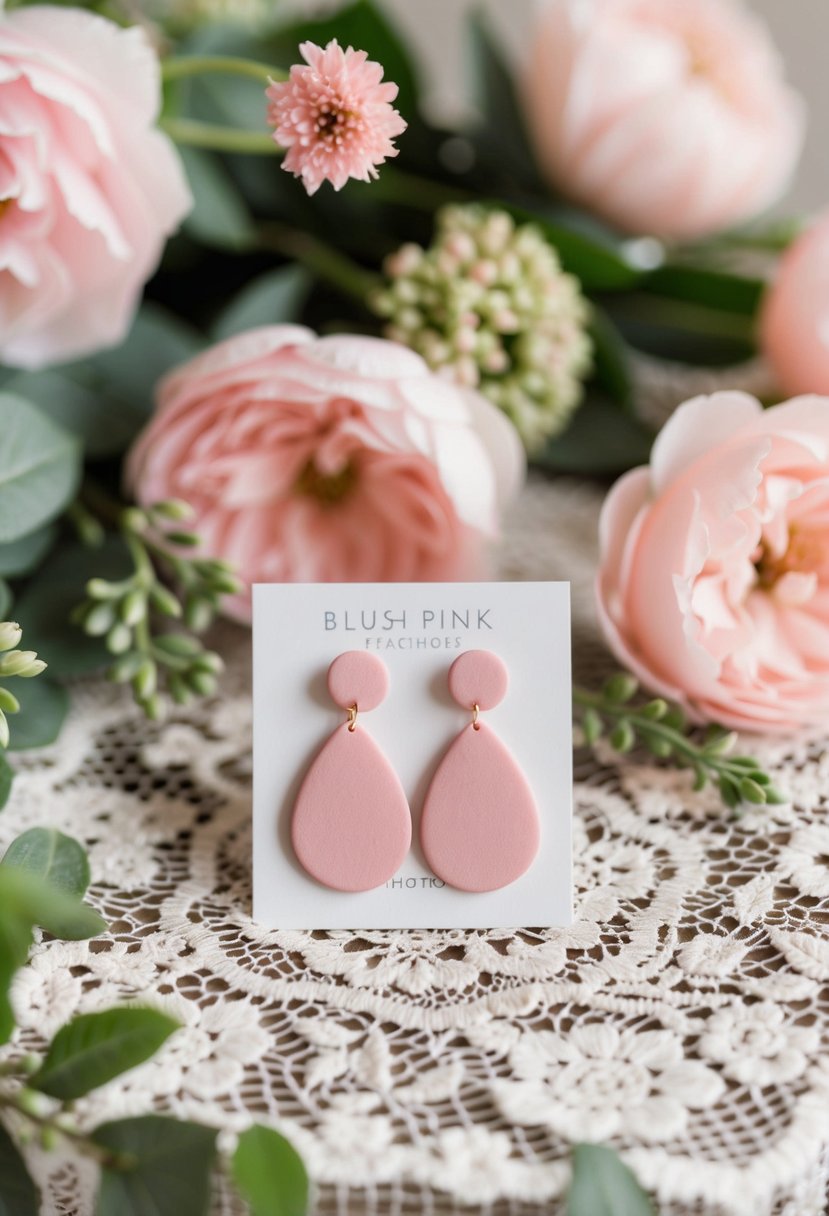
524,0,804,241
127,327,525,620
761,213,829,397
0,5,191,369
597,392,829,732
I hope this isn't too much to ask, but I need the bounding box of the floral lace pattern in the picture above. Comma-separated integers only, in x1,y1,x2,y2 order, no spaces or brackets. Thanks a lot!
1,477,829,1216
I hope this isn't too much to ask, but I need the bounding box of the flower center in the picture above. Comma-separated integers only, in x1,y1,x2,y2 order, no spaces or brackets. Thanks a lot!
0,198,13,221
295,459,358,506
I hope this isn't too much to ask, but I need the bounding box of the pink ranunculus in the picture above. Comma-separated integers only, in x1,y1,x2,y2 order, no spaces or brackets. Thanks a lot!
524,0,804,242
127,327,525,620
0,5,191,369
597,391,829,733
761,213,829,398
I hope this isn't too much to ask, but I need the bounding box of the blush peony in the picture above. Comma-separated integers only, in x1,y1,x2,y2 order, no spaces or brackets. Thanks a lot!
523,0,804,241
597,392,829,732
127,327,525,620
0,4,191,369
761,213,829,397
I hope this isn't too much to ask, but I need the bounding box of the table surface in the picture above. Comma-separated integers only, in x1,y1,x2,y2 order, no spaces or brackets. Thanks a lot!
2,476,828,1216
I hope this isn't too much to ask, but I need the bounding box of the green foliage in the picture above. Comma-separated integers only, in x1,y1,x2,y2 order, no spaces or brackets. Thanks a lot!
232,1124,310,1216
0,752,12,812
4,370,141,461
575,674,787,811
5,679,70,752
0,525,57,578
2,828,90,896
31,1008,180,1101
566,1144,655,1216
213,265,312,339
94,1117,218,1216
465,13,540,191
14,537,133,681
180,145,258,251
0,396,81,544
0,1121,39,1216
536,391,655,476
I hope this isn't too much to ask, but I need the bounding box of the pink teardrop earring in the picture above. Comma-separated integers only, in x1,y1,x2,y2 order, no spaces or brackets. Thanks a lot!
292,652,411,893
420,650,541,892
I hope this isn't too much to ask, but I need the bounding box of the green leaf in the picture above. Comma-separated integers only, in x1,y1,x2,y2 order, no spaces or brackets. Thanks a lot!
88,304,204,421
0,580,11,620
535,392,654,476
180,145,257,252
232,1125,309,1216
0,1121,39,1216
0,751,13,812
0,395,81,544
466,14,540,190
566,1144,655,1216
0,866,105,944
0,906,33,1044
6,679,70,752
13,536,133,680
501,202,646,292
588,307,634,411
4,371,140,460
0,524,57,577
643,263,765,317
212,266,312,341
31,1008,179,1100
94,1117,217,1216
2,828,90,897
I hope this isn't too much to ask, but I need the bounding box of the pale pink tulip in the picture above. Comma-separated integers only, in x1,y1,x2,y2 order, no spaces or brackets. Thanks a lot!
761,213,829,397
0,5,191,368
597,392,829,732
127,327,524,620
266,40,406,195
524,0,804,241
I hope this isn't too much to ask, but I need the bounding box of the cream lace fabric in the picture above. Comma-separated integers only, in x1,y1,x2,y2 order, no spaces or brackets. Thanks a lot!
2,475,829,1216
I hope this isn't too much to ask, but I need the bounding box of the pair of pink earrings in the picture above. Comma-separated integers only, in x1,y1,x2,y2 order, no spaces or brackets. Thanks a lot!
291,650,540,894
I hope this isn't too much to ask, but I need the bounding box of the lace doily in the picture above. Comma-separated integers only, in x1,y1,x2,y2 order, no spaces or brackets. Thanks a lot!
2,476,829,1216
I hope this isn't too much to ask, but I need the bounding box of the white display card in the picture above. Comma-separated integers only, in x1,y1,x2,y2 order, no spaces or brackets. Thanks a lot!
252,581,572,930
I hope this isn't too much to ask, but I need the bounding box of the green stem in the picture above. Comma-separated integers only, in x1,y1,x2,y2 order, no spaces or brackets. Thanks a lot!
160,117,280,156
162,55,283,86
365,166,473,211
259,222,382,302
611,292,757,344
572,687,733,777
0,1089,127,1169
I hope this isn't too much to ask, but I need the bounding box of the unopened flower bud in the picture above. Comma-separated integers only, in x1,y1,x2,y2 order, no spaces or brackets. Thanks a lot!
0,622,22,652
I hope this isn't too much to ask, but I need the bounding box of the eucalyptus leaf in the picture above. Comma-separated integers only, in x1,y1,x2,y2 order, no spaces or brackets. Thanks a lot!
13,537,132,680
0,524,57,577
31,1008,179,1100
0,1120,39,1216
2,827,90,896
566,1144,655,1216
6,679,70,753
89,304,205,419
0,751,13,812
643,263,765,317
212,266,312,340
3,370,138,459
588,307,634,411
93,1116,217,1216
0,866,104,944
502,202,645,292
180,145,257,252
0,395,81,544
232,1124,309,1216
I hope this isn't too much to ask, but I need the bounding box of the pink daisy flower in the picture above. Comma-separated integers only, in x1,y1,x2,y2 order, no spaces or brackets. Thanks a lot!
266,40,407,196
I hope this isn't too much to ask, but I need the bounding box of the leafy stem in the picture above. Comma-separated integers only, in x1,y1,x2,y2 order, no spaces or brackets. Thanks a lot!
574,675,787,811
160,117,280,156
0,1083,128,1169
161,54,284,87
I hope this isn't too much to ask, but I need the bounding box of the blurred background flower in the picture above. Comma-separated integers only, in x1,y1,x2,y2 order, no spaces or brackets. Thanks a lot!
522,0,804,241
373,205,592,451
128,327,524,619
761,211,829,397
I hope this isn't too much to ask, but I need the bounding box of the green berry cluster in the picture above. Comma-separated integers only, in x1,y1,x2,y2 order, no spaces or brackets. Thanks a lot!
576,673,787,812
373,204,592,451
0,623,47,748
73,500,243,720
